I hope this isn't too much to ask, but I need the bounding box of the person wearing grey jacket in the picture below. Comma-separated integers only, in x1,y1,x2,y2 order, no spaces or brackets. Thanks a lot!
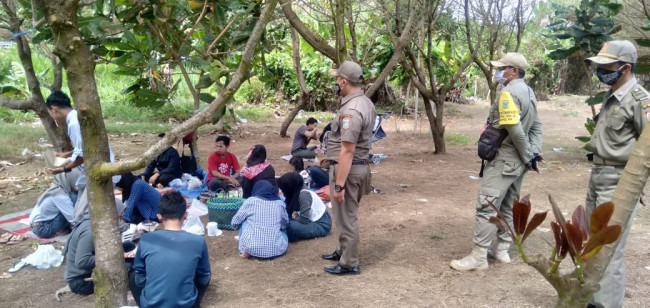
451,52,543,271
63,198,127,294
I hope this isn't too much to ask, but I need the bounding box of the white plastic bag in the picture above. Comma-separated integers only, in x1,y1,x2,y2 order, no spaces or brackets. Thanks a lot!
182,173,202,190
187,199,208,217
182,215,205,235
168,178,184,188
22,244,64,269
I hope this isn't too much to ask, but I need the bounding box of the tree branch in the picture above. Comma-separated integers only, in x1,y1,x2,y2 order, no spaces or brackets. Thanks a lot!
367,0,421,97
280,0,338,64
206,13,241,55
0,96,37,110
290,27,308,95
145,20,200,110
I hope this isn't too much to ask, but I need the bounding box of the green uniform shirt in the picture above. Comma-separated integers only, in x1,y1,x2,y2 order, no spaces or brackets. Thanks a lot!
488,78,543,163
589,78,650,163
327,91,376,162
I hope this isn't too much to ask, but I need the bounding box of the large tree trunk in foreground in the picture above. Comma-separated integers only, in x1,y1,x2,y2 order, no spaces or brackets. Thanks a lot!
36,1,126,306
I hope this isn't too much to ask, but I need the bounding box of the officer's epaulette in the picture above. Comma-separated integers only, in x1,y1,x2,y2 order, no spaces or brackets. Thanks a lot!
632,87,649,102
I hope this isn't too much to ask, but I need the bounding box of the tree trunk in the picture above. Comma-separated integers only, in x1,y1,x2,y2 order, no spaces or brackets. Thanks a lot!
564,57,590,94
280,94,308,138
422,97,446,154
0,0,72,152
333,0,348,64
36,1,127,306
280,27,310,138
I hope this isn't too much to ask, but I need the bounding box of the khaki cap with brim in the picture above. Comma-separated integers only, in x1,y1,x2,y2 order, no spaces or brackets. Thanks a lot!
586,40,638,64
490,52,529,70
329,61,364,83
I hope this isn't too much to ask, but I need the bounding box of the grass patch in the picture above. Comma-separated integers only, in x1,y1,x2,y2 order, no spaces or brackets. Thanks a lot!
105,121,172,134
0,124,48,159
236,106,273,122
445,133,471,146
292,111,334,124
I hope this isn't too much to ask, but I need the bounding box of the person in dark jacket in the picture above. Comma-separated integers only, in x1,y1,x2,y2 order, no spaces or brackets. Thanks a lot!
240,145,277,198
140,133,182,188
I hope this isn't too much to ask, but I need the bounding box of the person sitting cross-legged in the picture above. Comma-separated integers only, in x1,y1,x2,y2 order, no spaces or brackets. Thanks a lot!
115,172,161,224
240,145,277,198
231,180,288,259
291,117,319,159
278,172,331,242
140,133,182,188
129,191,211,308
63,198,127,295
207,135,241,193
29,170,80,238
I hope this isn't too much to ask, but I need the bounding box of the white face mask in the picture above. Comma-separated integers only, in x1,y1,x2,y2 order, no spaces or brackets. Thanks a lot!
494,69,508,85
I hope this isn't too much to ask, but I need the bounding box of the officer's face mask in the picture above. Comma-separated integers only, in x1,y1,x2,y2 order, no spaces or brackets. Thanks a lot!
335,79,345,96
494,68,508,85
596,64,627,86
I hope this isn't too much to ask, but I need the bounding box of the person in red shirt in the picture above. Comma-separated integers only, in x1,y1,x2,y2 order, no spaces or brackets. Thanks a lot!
207,136,241,192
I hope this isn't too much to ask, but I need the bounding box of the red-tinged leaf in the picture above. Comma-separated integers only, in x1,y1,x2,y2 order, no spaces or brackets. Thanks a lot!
551,221,562,252
559,233,570,258
590,202,614,237
513,198,531,235
571,205,588,242
488,201,516,240
489,216,506,231
522,211,548,243
566,222,584,252
549,195,577,257
582,225,622,256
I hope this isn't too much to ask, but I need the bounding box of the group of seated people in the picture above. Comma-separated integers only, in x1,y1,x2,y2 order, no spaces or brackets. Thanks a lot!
64,190,211,307
27,120,331,304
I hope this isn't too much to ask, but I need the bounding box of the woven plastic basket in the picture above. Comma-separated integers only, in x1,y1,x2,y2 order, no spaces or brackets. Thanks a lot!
207,197,244,230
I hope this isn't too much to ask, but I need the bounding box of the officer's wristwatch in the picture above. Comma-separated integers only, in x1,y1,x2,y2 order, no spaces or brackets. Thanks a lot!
334,184,343,192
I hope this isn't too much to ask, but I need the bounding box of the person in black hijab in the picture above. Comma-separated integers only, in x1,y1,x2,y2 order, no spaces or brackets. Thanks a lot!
277,173,331,242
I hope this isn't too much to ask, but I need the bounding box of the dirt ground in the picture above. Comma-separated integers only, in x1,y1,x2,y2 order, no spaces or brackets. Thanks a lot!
1,95,649,307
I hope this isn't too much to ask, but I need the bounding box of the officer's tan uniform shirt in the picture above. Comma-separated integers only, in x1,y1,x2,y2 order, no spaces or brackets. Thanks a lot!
327,91,376,162
590,77,650,163
487,78,543,163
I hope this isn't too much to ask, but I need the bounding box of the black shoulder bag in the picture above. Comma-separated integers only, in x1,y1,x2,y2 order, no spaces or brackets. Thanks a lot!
477,123,507,177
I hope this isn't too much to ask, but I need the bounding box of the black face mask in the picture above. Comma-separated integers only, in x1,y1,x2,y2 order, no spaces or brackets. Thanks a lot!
335,83,341,96
596,65,626,86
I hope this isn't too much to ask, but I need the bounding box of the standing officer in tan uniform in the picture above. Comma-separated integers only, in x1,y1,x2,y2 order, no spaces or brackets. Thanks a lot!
321,61,376,275
584,40,650,308
450,52,543,271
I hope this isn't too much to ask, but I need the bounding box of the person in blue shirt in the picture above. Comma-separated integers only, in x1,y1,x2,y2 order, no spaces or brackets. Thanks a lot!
115,172,161,224
129,191,211,308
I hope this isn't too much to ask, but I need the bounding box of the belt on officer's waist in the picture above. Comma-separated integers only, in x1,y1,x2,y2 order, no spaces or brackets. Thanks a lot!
330,160,368,166
593,155,626,166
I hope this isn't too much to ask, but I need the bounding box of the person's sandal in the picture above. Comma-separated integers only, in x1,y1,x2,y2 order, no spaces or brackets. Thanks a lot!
0,233,12,244
7,234,25,245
